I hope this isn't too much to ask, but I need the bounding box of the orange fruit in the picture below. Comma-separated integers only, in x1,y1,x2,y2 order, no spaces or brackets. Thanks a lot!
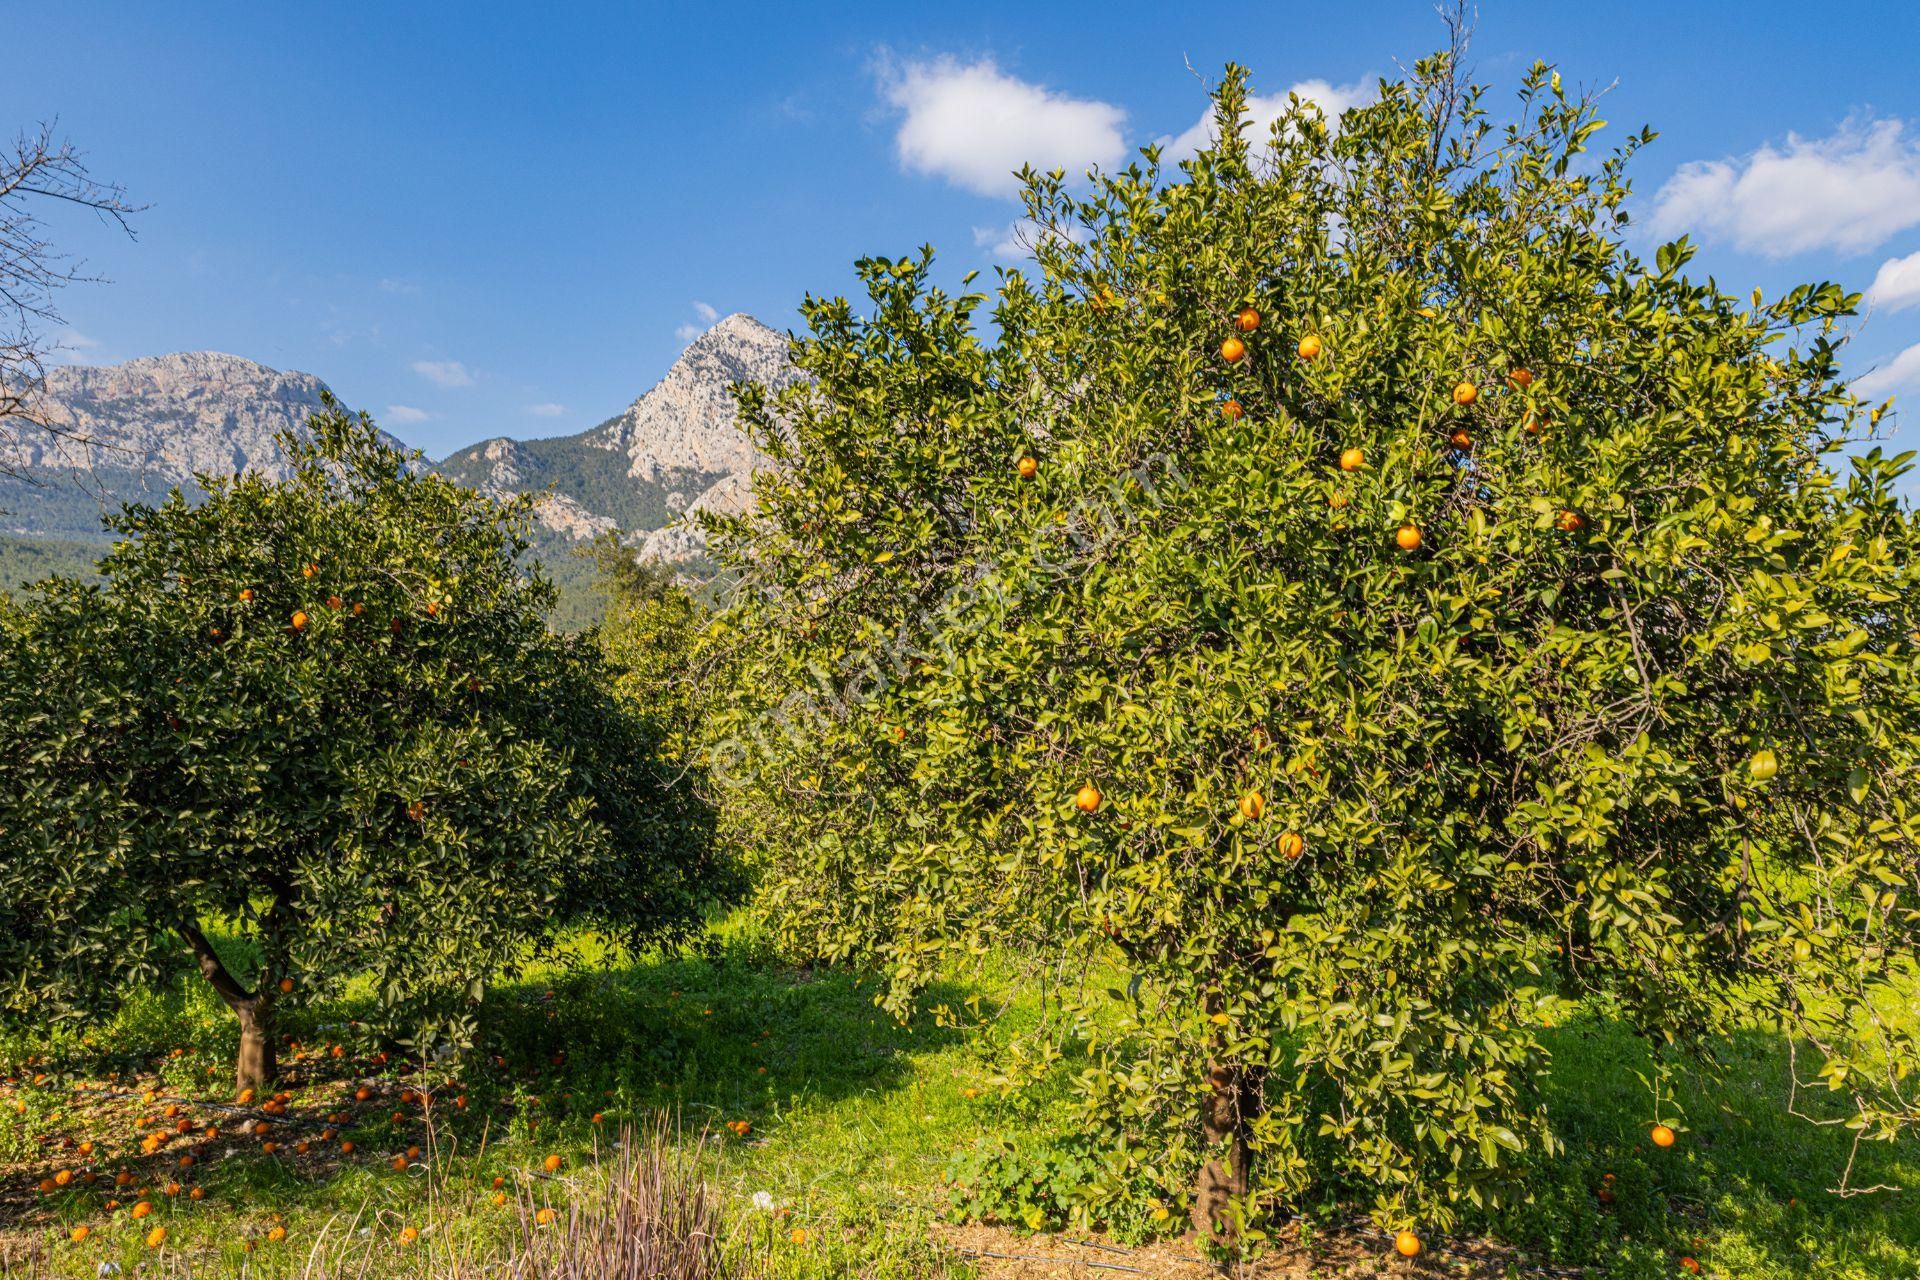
399,1226,419,1245
390,1155,408,1172
54,1169,73,1187
131,1202,152,1219
1220,399,1243,420
1508,368,1533,389
1452,380,1477,406
326,594,343,610
238,1088,255,1104
1277,832,1305,860
1017,456,1038,479
424,600,440,618
1338,446,1364,471
69,1226,90,1243
189,1186,205,1201
278,977,294,994
407,801,425,823
1329,494,1349,509
1395,524,1423,551
790,1227,809,1245
1524,412,1544,434
267,1225,286,1242
351,601,366,616
1073,783,1102,813
535,1208,556,1226
492,1192,508,1206
1220,336,1246,363
1234,307,1260,333
1394,1230,1421,1258
146,1226,167,1249
1679,1258,1700,1275
339,1140,355,1154
407,1145,422,1160
238,588,254,603
303,562,318,578
1449,428,1472,450
78,1141,93,1156
1237,792,1264,820
290,610,308,631
1297,334,1322,361
542,1154,563,1173
591,1112,604,1124
1555,509,1584,532
1651,1124,1676,1148
492,1176,506,1190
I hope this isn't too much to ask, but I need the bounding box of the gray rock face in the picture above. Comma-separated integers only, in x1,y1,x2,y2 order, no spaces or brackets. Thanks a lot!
4,351,344,481
640,471,756,563
591,313,798,483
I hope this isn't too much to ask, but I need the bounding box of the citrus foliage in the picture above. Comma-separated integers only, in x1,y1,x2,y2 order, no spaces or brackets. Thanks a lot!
0,408,718,1086
703,58,1920,1241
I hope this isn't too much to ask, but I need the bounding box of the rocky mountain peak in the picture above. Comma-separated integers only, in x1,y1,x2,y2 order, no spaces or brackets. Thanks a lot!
591,313,800,483
2,351,339,480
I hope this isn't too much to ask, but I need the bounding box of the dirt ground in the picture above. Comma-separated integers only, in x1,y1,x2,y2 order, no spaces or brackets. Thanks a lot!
935,1221,1577,1278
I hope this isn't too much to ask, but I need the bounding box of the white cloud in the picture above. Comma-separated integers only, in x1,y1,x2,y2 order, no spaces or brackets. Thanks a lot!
1867,249,1920,313
880,55,1127,197
526,402,566,418
411,359,472,387
378,277,421,295
44,328,103,365
1855,342,1920,399
1649,116,1920,257
675,324,703,341
692,300,719,323
385,404,430,425
1158,77,1375,163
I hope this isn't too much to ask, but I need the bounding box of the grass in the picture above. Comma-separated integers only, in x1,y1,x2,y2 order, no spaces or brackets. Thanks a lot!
2,919,1916,1279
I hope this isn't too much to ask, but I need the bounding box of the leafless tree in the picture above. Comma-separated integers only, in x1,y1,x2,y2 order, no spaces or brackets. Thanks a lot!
0,122,142,476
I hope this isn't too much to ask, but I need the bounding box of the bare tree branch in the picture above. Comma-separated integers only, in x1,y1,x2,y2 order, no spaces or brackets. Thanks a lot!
0,121,144,480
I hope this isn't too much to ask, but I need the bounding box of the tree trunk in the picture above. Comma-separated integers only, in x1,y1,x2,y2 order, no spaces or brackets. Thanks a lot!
180,921,278,1093
1190,1061,1256,1245
233,997,278,1093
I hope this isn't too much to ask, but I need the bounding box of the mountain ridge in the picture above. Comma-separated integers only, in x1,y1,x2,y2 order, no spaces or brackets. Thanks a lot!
0,315,794,568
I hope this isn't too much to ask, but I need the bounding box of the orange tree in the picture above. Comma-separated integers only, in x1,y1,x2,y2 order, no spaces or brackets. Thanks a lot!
700,58,1920,1248
0,408,719,1090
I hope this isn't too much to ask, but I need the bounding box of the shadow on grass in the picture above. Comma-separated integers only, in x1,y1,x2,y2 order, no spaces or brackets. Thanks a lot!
475,939,972,1130
1471,1013,1920,1278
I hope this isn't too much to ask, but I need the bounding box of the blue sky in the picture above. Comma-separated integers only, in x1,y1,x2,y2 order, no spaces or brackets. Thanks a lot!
8,1,1920,459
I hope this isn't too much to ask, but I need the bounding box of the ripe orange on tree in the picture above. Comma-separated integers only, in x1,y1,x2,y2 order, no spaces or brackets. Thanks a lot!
1395,524,1423,551
1277,832,1305,860
1074,784,1102,813
1394,1230,1422,1258
1338,446,1365,471
1234,306,1260,332
1017,456,1038,479
1508,368,1533,389
1220,335,1246,363
1651,1124,1677,1148
1297,333,1322,360
1452,380,1477,406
